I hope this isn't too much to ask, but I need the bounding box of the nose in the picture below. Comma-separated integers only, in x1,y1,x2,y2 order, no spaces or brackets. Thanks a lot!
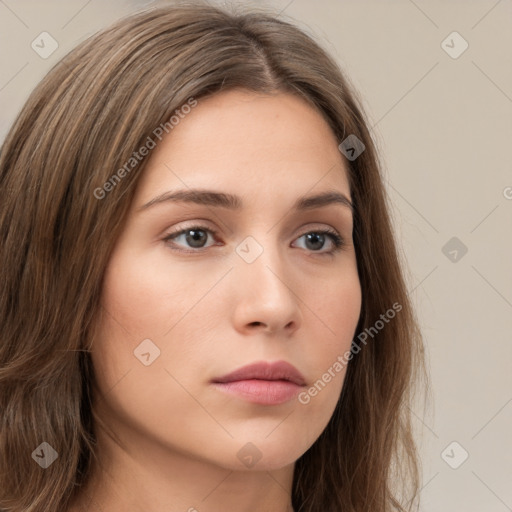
231,243,303,336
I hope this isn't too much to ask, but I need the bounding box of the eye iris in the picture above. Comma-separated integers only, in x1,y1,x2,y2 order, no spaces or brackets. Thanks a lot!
186,229,207,248
305,232,325,251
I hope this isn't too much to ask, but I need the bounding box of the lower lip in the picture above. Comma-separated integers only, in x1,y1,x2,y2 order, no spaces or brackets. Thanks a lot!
212,379,303,405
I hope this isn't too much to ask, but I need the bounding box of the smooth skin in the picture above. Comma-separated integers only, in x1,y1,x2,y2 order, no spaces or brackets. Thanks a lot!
70,89,362,512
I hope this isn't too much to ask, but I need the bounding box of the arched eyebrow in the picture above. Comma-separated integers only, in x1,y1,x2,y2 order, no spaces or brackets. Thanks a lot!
138,189,353,214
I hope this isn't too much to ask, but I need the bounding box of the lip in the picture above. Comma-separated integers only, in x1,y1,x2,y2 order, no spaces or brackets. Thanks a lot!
211,361,306,405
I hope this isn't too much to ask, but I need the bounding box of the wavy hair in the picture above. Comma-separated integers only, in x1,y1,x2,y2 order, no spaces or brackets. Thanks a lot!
0,2,426,511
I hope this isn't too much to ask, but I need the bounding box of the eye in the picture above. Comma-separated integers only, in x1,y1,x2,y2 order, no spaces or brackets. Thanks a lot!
163,225,217,252
293,229,345,255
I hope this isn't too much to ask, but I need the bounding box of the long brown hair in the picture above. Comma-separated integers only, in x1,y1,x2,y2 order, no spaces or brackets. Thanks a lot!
0,2,426,511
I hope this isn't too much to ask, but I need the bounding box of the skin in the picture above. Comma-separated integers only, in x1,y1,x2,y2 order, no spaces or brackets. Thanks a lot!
70,89,362,512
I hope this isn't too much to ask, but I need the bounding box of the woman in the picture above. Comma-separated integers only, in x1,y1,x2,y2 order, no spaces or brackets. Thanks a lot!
0,3,426,511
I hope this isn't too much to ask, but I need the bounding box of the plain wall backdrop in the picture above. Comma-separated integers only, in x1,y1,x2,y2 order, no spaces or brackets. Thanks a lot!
1,0,511,510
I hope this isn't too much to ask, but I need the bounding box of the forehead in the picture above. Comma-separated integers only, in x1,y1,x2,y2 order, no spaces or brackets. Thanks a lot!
135,89,351,205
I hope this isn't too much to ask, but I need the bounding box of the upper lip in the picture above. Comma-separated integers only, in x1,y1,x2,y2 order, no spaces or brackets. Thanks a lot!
212,361,306,386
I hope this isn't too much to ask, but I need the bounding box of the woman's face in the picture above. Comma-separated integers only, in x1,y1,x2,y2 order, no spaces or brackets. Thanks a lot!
92,89,362,472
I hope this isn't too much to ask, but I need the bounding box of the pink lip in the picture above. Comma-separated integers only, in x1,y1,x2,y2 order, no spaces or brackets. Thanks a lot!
211,361,306,405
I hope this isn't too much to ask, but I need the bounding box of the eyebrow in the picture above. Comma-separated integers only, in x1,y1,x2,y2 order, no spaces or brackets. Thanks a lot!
138,188,353,213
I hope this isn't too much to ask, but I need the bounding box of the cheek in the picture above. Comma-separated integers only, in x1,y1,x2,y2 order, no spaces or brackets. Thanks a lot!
90,251,175,390
98,249,212,340
89,253,214,446
307,266,362,354
300,269,361,403
91,248,230,392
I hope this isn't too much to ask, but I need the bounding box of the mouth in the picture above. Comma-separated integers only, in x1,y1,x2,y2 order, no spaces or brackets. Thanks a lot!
211,360,306,405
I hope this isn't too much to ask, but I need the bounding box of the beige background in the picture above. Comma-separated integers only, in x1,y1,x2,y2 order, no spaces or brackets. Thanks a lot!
1,0,511,510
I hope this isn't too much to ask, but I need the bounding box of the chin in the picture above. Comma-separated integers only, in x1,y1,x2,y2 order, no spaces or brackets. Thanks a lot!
219,436,313,472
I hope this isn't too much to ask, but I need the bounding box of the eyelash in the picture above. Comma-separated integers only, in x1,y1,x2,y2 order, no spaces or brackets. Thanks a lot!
162,224,345,256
